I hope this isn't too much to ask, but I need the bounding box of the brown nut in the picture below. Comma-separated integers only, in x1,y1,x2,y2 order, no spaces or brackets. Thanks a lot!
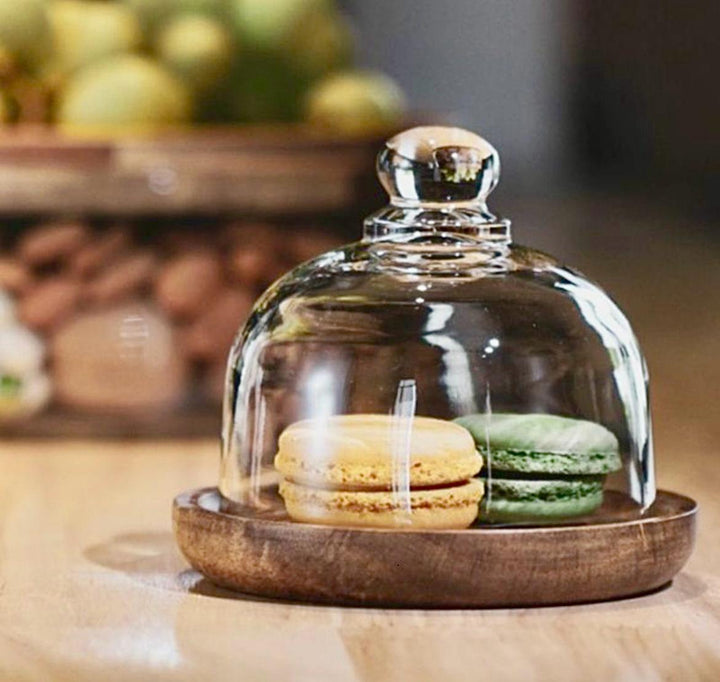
222,222,280,250
87,251,156,305
227,245,287,290
0,257,32,294
155,251,223,320
181,288,254,362
160,229,217,256
18,221,89,268
70,227,130,278
288,230,341,264
227,246,269,287
18,276,81,332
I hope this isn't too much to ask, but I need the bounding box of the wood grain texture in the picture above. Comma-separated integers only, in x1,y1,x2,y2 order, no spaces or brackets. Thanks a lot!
0,439,718,682
174,488,696,607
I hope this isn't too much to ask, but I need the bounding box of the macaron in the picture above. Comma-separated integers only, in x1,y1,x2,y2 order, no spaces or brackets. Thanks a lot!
275,414,484,529
455,413,621,523
476,473,605,523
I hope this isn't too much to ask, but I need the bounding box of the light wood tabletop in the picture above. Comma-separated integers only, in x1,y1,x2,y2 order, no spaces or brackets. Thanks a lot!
0,429,717,682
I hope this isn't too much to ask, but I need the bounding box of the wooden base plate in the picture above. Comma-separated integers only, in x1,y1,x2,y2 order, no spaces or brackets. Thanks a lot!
173,487,697,608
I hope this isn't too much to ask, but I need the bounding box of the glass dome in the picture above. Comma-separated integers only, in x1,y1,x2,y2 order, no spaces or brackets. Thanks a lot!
219,126,655,528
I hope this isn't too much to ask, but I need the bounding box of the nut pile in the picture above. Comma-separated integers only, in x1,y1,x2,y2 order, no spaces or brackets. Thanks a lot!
0,219,340,414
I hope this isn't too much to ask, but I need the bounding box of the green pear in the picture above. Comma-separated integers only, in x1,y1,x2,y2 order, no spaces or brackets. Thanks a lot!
0,0,51,72
58,54,192,135
48,1,142,77
304,71,406,135
156,15,234,93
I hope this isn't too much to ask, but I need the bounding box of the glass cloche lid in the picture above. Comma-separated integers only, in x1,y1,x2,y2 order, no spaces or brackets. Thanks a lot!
219,126,655,528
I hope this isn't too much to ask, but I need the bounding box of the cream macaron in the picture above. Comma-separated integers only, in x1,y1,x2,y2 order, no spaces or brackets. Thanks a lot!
275,414,483,529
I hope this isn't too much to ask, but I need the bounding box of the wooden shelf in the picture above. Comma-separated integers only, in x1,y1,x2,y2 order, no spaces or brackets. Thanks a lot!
0,125,388,216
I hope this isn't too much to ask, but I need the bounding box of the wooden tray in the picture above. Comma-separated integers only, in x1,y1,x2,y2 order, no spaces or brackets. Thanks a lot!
173,487,697,608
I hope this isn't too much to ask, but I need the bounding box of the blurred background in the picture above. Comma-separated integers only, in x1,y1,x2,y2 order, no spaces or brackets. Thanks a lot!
0,1,717,478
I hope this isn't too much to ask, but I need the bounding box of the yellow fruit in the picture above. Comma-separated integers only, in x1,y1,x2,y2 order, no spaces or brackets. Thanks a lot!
305,71,406,135
232,0,332,50
283,6,353,79
0,0,51,71
48,0,142,77
58,55,192,135
156,15,234,93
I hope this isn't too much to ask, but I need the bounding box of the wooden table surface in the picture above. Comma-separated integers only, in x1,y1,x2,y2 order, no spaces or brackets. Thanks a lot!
0,431,717,682
1,199,719,681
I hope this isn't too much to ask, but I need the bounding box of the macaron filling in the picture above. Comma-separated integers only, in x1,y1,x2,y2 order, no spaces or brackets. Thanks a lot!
280,477,479,492
280,479,484,511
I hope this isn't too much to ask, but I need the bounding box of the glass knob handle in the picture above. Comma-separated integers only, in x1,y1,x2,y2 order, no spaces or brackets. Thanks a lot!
376,126,500,207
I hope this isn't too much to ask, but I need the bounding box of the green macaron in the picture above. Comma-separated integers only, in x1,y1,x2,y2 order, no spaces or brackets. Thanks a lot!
480,473,605,523
455,413,622,523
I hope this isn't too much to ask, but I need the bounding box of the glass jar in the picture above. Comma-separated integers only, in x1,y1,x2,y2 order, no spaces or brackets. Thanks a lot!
221,126,655,527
